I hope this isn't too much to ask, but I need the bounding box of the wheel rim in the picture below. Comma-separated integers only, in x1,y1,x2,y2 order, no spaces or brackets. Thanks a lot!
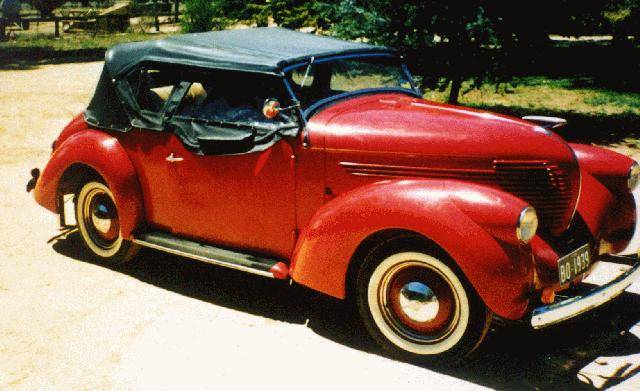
381,262,459,343
367,252,469,355
80,186,120,252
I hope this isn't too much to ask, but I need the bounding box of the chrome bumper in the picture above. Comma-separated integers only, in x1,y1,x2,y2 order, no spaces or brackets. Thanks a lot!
531,256,640,329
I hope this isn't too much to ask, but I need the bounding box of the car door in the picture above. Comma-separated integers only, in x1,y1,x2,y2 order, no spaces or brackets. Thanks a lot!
118,66,190,233
159,73,299,260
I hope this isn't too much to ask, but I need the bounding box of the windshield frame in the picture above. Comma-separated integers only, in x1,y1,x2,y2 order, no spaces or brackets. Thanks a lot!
282,53,422,119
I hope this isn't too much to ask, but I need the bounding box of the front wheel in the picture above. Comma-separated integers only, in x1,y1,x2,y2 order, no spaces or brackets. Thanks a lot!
356,243,491,364
75,181,140,264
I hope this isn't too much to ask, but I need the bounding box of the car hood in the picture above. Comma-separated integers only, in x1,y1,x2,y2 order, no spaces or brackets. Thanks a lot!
309,93,575,163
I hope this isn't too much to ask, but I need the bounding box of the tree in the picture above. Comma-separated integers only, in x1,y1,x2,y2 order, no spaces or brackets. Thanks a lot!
270,0,330,29
604,0,640,44
211,0,270,27
325,1,520,104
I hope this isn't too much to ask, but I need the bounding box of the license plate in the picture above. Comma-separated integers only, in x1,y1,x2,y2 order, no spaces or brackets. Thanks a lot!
558,244,591,285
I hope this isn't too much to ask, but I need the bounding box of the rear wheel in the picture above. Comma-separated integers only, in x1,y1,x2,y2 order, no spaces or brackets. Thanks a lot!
356,240,491,364
75,181,139,264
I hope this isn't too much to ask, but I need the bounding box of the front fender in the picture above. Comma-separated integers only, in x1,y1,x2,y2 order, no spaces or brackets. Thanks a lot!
290,179,534,320
34,130,144,239
571,143,635,195
570,144,637,255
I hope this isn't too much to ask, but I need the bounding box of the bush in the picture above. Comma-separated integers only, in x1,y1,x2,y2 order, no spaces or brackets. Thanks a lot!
181,0,217,33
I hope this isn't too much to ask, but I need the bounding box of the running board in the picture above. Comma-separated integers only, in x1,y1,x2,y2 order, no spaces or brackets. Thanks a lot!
132,232,289,279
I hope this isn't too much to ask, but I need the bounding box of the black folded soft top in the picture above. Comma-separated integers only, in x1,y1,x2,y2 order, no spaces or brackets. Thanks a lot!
85,28,394,152
104,27,391,78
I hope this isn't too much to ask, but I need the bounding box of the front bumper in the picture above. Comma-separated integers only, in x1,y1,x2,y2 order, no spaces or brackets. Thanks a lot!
531,255,640,329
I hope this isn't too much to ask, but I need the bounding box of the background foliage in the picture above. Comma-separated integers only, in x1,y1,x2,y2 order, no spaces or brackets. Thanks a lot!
179,0,639,102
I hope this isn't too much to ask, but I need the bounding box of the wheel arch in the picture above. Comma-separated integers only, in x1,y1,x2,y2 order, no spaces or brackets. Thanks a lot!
290,179,535,320
34,130,145,239
345,229,455,300
58,163,103,197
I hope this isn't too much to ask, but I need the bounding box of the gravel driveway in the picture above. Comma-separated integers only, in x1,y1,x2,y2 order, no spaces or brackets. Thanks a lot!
1,61,640,390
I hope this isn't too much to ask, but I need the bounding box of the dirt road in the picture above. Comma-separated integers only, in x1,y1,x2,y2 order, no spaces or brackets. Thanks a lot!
1,62,640,390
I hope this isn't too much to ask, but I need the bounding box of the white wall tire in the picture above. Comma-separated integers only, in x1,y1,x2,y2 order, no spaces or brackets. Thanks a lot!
75,181,139,264
356,239,491,364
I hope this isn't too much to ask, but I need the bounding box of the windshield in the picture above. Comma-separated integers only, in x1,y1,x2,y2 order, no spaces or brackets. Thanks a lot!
285,55,417,111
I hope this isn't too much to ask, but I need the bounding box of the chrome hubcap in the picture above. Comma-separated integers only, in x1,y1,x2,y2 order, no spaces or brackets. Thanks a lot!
83,189,120,247
379,262,460,343
91,201,115,236
399,282,440,323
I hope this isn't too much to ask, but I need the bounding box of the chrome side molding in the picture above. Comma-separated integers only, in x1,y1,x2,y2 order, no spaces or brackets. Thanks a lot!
531,255,640,329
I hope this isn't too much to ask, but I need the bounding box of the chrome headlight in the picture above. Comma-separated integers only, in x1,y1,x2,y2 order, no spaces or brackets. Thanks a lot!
628,162,640,191
517,206,538,244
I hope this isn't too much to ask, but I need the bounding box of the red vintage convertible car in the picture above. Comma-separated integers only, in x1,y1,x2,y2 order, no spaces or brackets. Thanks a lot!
28,27,640,362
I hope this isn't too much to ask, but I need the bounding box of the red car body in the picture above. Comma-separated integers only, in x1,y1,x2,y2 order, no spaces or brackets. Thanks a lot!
34,92,636,321
29,28,640,361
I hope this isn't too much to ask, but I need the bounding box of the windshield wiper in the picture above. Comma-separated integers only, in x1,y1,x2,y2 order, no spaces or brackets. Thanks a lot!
299,56,315,89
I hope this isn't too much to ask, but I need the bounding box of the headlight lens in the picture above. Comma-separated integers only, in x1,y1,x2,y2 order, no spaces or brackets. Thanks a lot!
628,162,640,191
517,206,538,244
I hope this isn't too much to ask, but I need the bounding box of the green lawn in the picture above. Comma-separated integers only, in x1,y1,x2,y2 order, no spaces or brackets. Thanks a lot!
424,77,640,118
0,31,174,50
0,32,175,67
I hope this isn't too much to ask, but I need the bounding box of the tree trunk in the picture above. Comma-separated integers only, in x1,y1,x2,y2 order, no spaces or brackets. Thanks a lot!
448,77,462,105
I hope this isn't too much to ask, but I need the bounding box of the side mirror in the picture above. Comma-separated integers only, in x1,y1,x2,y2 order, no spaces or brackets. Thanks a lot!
263,99,281,119
262,98,301,121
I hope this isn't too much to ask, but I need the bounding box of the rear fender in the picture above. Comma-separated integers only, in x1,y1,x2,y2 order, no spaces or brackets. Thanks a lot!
290,179,534,320
34,130,144,239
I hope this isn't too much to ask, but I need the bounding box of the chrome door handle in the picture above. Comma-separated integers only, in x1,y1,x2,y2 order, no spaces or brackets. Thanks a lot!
166,153,184,163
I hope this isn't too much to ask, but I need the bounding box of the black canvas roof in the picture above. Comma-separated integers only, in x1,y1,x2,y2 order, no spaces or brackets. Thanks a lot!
104,27,392,78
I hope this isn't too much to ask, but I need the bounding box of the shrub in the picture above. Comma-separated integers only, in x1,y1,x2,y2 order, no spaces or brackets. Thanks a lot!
181,0,217,33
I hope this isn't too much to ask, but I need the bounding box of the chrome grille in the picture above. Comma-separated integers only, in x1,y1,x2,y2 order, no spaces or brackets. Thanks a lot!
493,160,574,232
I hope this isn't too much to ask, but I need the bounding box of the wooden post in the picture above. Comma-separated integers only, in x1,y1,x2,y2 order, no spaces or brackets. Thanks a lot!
155,14,160,32
54,17,60,38
0,18,5,41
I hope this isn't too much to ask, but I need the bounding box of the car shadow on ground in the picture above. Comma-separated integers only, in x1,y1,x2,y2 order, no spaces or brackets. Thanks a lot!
0,49,105,71
53,234,640,390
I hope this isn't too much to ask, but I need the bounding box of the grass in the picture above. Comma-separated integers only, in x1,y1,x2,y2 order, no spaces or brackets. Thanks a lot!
422,77,640,145
0,31,170,51
425,77,640,118
0,31,176,69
